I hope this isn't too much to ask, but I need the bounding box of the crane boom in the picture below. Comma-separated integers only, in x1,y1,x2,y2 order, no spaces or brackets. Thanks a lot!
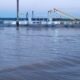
53,8,76,20
48,8,77,20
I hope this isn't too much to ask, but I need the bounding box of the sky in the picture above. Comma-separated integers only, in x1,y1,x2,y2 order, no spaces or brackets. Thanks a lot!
0,0,80,17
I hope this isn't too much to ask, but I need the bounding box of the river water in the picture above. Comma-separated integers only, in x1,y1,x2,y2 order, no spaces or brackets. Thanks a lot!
0,26,80,80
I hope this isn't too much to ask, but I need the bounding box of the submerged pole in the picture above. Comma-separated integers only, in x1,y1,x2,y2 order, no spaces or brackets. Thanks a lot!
16,0,19,27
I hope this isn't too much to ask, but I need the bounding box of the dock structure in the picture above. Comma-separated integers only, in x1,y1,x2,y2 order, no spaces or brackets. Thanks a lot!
0,5,80,27
0,0,80,26
0,18,80,26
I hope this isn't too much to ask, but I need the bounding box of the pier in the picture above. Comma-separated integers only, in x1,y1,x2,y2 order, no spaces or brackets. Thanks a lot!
0,0,80,27
0,17,80,27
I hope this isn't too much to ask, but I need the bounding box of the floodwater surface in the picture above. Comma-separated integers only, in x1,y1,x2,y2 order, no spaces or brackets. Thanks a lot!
0,26,80,80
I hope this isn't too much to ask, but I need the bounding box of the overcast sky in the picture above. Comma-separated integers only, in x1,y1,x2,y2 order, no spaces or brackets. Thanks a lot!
0,0,80,17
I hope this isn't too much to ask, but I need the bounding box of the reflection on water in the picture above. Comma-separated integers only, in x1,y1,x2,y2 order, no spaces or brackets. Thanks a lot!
0,26,80,80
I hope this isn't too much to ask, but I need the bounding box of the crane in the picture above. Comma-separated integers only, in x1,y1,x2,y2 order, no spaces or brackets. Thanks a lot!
54,8,77,20
48,8,77,21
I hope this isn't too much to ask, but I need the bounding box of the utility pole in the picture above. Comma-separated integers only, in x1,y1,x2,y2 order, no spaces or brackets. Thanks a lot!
16,0,19,27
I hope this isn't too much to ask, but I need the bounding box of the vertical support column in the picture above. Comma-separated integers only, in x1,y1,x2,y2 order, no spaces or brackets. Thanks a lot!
31,11,34,25
32,11,34,19
26,12,29,26
16,0,19,27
